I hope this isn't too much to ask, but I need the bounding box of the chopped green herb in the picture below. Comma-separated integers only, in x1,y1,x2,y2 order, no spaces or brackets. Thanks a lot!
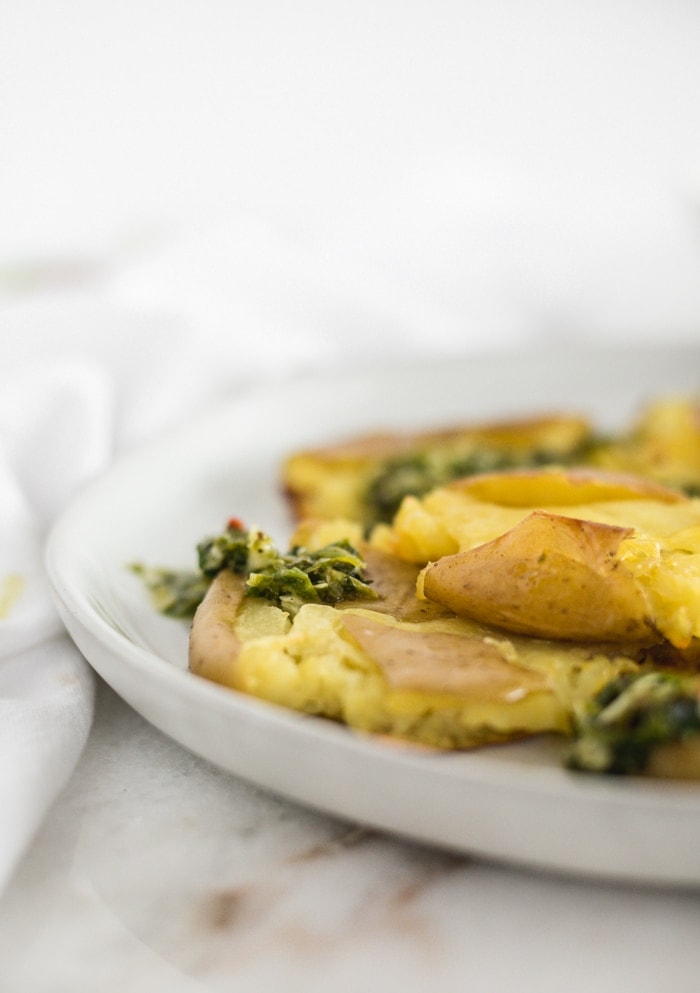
130,563,211,619
566,671,700,775
133,522,377,620
244,540,378,616
362,441,604,526
197,524,275,578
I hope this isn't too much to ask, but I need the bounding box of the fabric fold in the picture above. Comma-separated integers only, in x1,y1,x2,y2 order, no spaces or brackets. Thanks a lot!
0,636,95,892
0,356,113,891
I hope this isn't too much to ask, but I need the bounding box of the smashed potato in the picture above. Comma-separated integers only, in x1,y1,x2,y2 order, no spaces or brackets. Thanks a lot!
189,567,639,749
281,398,700,530
177,396,700,776
368,467,700,650
282,414,593,527
589,397,700,494
420,511,654,644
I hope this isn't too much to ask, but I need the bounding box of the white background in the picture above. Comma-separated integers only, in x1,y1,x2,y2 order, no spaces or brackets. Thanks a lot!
2,0,700,350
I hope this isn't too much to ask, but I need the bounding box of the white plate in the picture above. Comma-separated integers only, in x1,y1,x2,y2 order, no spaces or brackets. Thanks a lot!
46,345,700,887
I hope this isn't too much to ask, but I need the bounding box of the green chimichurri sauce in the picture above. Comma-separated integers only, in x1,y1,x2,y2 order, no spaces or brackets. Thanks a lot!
566,671,700,775
362,437,609,526
133,522,377,620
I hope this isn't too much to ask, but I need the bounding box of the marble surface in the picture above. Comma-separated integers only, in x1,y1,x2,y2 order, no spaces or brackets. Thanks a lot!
1,676,700,993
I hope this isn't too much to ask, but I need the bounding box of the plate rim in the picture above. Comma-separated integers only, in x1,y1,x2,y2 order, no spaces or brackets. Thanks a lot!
45,344,700,885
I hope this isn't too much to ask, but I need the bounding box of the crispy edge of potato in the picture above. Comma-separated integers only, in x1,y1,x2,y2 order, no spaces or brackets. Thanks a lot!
420,510,657,644
285,414,592,466
188,569,246,686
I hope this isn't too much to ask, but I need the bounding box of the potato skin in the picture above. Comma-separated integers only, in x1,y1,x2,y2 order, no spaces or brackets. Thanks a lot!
421,510,657,643
188,570,246,687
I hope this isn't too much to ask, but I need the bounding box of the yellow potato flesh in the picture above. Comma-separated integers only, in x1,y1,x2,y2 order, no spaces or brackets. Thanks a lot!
591,397,700,493
449,466,684,507
226,604,637,749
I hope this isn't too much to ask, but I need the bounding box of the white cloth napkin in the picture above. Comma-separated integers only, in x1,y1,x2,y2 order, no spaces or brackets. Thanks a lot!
2,162,700,895
0,306,240,893
0,360,103,891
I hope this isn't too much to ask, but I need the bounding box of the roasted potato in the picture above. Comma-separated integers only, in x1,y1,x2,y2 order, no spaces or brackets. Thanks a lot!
590,397,700,494
189,566,639,749
282,414,594,527
186,398,700,771
369,467,700,649
281,397,700,531
419,510,654,644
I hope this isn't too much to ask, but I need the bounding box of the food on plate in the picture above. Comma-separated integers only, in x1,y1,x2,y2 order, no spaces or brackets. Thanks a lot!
371,467,700,653
185,522,639,750
282,414,594,528
133,512,668,760
567,671,700,777
588,396,700,496
281,397,700,529
136,394,700,777
135,519,378,621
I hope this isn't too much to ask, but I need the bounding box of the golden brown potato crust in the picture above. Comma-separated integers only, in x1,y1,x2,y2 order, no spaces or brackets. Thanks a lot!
281,398,700,527
281,414,592,523
421,510,655,643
